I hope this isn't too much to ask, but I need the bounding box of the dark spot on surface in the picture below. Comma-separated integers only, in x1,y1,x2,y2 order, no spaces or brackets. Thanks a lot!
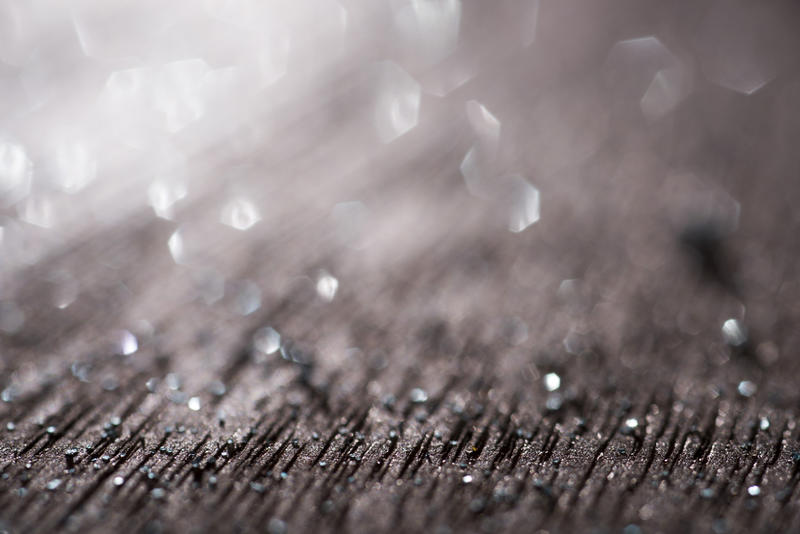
679,222,737,295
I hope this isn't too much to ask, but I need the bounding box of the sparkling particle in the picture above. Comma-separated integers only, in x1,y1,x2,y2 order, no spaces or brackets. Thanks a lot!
113,476,125,487
760,418,770,431
166,373,182,391
738,380,757,398
6,421,15,431
0,141,32,207
460,146,492,198
410,388,428,404
506,175,541,233
148,180,187,220
543,373,561,392
47,271,79,310
625,418,639,429
747,485,761,497
253,326,281,355
231,280,261,316
220,198,261,231
392,0,461,66
208,380,226,397
694,1,781,95
114,330,138,356
462,474,473,484
465,100,501,158
640,66,692,122
71,362,91,382
101,377,119,391
46,479,62,491
167,230,185,265
373,61,421,143
146,377,159,392
722,318,747,347
604,36,691,121
1,386,18,403
151,488,166,500
188,397,201,411
316,271,339,302
605,36,681,98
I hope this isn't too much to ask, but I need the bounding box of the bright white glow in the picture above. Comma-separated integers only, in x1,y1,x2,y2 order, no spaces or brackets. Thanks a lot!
544,372,561,392
316,271,339,302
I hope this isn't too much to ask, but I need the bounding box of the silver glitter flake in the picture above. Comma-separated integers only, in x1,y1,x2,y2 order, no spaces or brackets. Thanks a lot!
722,319,747,347
506,175,541,233
392,0,461,66
114,330,138,356
316,271,339,302
465,100,501,158
253,326,281,355
0,142,32,207
148,180,187,220
410,388,429,404
167,230,186,265
220,198,261,231
373,61,421,143
604,36,690,121
543,373,561,392
737,380,757,398
231,280,262,316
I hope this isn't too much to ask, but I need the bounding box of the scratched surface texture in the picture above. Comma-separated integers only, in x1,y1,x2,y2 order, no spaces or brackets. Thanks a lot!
3,1,800,533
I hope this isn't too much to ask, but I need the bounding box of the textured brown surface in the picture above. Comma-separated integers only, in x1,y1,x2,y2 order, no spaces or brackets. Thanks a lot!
2,136,800,533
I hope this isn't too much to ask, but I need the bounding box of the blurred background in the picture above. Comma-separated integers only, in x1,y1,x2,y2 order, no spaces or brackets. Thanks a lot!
2,0,800,411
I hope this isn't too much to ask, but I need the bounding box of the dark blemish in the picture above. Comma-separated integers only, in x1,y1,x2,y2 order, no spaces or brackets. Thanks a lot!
679,221,737,295
64,448,79,469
